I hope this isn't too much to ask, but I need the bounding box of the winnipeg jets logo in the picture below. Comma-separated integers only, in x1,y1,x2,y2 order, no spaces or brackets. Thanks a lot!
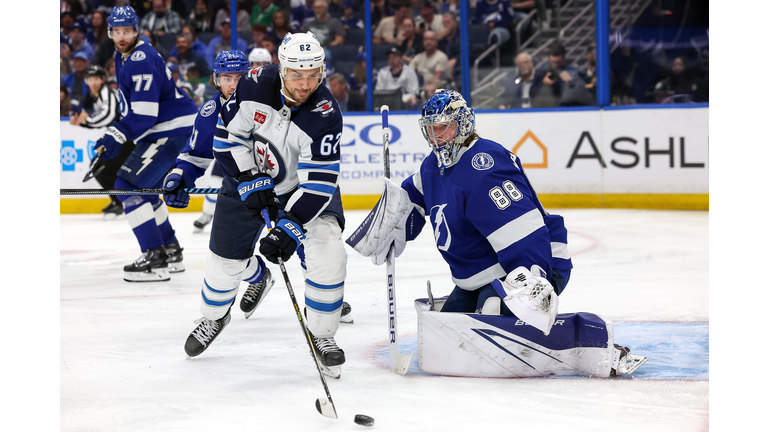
312,100,334,115
255,143,276,171
430,204,451,251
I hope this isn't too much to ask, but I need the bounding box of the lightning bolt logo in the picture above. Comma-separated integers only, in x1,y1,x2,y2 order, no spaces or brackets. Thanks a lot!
136,142,162,175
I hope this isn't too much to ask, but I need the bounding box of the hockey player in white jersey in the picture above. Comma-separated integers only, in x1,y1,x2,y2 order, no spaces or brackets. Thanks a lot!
165,32,349,376
347,89,647,377
93,5,197,282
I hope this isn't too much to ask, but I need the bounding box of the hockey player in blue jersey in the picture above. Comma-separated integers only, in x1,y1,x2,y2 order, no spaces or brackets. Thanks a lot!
164,32,349,377
92,5,198,282
347,89,647,377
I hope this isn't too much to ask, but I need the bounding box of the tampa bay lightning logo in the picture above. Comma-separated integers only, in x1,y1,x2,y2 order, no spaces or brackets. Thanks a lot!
471,153,494,170
200,100,216,117
430,204,451,251
118,89,128,117
130,50,146,61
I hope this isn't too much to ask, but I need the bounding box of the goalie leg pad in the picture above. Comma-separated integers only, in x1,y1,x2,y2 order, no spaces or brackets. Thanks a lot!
303,215,347,338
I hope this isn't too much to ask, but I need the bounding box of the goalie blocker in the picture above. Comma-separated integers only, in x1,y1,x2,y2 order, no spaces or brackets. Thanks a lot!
415,296,648,378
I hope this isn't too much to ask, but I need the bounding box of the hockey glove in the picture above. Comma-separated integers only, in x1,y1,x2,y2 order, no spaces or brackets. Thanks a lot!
259,214,305,264
95,124,129,160
163,166,196,208
237,172,280,224
491,265,559,335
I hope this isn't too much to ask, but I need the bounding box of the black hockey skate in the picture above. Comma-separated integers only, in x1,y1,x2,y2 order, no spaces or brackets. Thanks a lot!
309,330,345,379
184,311,232,357
610,344,648,377
339,301,354,324
123,246,170,282
193,213,213,232
162,241,185,273
240,268,275,319
102,199,124,219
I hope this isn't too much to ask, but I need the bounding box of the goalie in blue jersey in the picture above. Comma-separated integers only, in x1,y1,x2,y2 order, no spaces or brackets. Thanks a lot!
347,89,648,377
91,6,198,282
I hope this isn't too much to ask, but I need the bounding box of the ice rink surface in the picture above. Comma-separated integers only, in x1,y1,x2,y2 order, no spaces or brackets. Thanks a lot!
60,208,709,431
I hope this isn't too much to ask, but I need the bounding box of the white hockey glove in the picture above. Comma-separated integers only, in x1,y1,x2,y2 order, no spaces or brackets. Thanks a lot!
345,177,424,265
491,265,559,335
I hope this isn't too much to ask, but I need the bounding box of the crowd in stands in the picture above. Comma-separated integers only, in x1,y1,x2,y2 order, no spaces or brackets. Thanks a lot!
61,0,708,115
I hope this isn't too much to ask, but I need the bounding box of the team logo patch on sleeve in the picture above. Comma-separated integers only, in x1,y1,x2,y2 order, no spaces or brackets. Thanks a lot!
130,51,146,61
200,100,217,117
311,100,334,115
253,109,268,124
471,153,494,170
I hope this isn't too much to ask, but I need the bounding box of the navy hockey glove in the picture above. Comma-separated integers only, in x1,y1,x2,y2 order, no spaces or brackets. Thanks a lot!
163,167,196,208
237,173,280,224
95,124,129,160
259,214,306,264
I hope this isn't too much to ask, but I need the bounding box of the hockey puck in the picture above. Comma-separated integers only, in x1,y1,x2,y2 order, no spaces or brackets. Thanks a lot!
354,414,374,427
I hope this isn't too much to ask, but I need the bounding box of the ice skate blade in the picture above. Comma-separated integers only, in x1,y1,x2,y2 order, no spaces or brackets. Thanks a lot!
319,364,341,379
339,314,354,324
123,268,170,282
167,263,185,273
622,355,648,376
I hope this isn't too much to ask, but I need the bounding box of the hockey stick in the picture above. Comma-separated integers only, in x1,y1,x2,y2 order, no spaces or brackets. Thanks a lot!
381,105,412,375
261,209,339,420
82,146,106,182
60,188,221,195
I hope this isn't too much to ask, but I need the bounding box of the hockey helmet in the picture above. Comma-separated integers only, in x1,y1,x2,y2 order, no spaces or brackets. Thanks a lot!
277,32,326,81
249,47,272,65
107,5,139,38
419,89,476,169
212,50,250,86
85,65,107,79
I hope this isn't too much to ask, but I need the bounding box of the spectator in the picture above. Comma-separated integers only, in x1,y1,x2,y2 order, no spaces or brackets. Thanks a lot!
170,25,208,59
437,11,461,75
249,47,272,67
422,76,440,100
410,30,448,84
541,42,586,106
166,60,191,92
348,52,367,93
62,52,91,104
328,73,366,112
396,17,424,63
261,37,279,63
175,34,212,82
415,1,443,35
441,0,460,17
251,0,279,27
498,52,546,108
666,57,701,101
188,0,215,34
291,0,316,31
474,0,515,47
375,47,420,108
269,10,292,42
371,0,393,30
302,0,346,47
61,11,75,43
108,75,118,90
510,0,547,31
374,1,412,44
61,43,74,80
214,0,251,33
69,22,96,62
340,0,363,31
249,24,268,51
86,10,109,47
142,29,170,60
60,83,73,117
104,58,116,81
140,0,183,38
206,20,249,67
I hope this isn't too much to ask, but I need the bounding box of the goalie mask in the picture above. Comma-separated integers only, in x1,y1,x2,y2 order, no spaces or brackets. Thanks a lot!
419,89,476,169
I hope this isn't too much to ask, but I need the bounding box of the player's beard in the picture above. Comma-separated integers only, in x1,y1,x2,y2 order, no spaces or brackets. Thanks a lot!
284,84,315,104
115,37,139,56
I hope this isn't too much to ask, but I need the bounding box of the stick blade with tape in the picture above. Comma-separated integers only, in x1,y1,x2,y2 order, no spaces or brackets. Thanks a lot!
83,147,106,182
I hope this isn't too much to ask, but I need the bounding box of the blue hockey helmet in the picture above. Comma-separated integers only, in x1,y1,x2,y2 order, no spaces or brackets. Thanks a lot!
107,6,139,38
419,89,476,169
212,50,251,85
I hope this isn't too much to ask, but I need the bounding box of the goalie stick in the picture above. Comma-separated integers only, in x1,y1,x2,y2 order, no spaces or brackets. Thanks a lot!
261,209,339,420
381,105,412,375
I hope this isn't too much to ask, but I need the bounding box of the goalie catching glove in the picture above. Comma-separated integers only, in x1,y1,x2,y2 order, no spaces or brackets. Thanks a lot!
491,265,559,335
345,177,425,265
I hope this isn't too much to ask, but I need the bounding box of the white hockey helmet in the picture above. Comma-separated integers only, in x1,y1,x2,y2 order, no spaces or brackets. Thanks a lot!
249,47,272,64
277,32,326,80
